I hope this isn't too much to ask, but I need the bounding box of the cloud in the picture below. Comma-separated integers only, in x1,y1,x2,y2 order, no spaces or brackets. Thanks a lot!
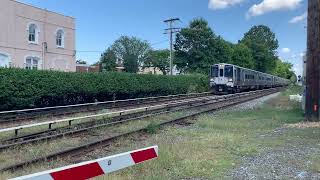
291,54,297,58
289,12,307,23
282,48,291,53
208,0,245,10
293,63,303,76
247,0,303,17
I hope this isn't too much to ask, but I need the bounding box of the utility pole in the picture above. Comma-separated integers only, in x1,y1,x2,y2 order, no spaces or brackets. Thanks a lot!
164,18,180,75
306,0,320,121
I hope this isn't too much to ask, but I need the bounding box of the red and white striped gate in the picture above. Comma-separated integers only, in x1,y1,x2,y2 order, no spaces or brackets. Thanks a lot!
11,146,158,180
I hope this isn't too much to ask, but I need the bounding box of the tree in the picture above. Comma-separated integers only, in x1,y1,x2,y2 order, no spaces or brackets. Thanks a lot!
174,18,236,74
174,18,218,74
214,37,233,65
231,43,254,69
144,49,170,75
274,59,296,80
76,59,87,64
290,73,297,83
123,54,138,73
100,48,117,72
240,25,279,73
111,36,151,73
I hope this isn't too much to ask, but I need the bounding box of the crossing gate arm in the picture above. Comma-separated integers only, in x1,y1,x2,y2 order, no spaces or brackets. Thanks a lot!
10,146,158,180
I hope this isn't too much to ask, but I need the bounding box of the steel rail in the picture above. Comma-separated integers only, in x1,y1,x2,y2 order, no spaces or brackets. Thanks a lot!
0,94,219,134
0,92,211,115
0,93,235,150
0,92,211,124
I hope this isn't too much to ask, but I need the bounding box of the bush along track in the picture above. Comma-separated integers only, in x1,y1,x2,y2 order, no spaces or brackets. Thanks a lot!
0,68,208,111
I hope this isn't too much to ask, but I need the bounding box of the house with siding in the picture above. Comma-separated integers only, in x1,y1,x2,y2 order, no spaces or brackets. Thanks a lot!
0,0,76,72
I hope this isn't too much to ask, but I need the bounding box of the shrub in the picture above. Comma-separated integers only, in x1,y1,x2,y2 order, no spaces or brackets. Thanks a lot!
0,68,208,111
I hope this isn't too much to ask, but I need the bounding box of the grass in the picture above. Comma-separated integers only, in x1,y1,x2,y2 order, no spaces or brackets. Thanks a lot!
0,100,184,140
0,110,186,178
310,155,320,173
96,86,308,179
5,86,317,180
146,121,161,134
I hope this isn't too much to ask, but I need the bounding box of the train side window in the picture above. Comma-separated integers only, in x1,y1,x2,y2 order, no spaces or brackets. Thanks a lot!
236,68,241,81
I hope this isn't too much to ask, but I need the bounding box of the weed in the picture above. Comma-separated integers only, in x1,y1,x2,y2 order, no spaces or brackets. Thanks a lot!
146,121,160,134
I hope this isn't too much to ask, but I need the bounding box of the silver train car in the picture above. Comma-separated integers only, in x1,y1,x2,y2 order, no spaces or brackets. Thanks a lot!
210,63,290,94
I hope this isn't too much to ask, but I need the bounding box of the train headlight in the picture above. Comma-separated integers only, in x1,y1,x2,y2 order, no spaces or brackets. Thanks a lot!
210,78,214,82
228,78,233,82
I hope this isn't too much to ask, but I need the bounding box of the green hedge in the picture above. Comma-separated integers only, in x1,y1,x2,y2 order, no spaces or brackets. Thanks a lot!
0,68,208,111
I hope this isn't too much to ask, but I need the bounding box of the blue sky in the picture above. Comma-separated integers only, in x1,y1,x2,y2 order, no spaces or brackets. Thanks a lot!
19,0,307,76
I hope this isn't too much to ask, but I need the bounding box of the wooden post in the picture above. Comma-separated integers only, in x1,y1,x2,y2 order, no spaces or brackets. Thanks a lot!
306,0,320,121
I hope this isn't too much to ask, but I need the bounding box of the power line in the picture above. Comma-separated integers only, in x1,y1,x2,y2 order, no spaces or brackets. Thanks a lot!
76,39,170,54
150,39,169,46
77,50,102,53
164,18,181,75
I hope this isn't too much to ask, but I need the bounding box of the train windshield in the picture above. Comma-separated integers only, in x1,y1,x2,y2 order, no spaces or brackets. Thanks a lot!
225,65,233,78
211,66,218,77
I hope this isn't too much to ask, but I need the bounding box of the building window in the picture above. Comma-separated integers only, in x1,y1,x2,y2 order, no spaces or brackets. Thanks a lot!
25,57,40,70
0,53,10,68
28,24,38,43
56,29,64,48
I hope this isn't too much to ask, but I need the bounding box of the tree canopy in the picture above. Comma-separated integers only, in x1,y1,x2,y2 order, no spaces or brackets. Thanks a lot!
174,20,295,79
98,18,296,80
76,59,87,65
144,49,170,75
274,59,296,80
174,18,218,74
100,36,152,73
231,43,254,69
240,25,278,73
100,48,117,72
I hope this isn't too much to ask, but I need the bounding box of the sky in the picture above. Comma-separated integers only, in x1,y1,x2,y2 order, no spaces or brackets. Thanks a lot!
19,0,307,76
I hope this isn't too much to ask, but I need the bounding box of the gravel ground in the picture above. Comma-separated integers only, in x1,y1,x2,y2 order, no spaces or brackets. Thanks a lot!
225,92,320,180
228,131,320,180
220,92,281,112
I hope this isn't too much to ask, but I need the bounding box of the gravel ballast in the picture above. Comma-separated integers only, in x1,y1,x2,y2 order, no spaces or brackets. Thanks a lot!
221,92,280,112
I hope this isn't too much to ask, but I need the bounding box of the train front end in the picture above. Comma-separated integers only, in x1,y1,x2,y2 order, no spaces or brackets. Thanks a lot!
210,64,234,94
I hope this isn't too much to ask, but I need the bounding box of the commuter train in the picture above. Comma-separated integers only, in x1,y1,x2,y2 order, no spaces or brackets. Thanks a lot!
210,63,290,94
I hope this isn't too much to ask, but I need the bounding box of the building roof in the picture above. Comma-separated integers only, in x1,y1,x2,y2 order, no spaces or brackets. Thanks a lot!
13,0,75,19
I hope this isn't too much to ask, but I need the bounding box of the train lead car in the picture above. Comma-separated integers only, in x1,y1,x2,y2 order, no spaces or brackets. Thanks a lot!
210,63,290,94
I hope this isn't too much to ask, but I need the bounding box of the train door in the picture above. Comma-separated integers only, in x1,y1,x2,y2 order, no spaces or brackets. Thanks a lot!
236,68,241,85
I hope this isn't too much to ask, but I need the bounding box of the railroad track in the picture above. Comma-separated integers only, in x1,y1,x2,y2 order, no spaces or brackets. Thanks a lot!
0,94,221,149
0,92,211,125
0,88,282,172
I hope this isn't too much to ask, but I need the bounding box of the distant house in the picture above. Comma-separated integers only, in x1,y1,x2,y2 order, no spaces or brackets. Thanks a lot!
0,0,76,72
76,64,101,73
139,67,164,75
